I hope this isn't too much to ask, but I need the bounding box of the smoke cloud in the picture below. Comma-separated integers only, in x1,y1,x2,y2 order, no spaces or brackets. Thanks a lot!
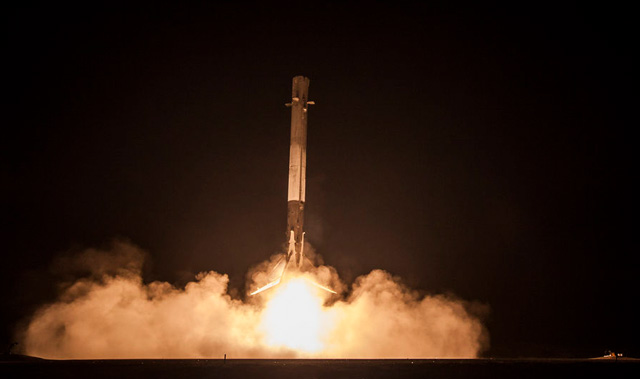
21,240,488,358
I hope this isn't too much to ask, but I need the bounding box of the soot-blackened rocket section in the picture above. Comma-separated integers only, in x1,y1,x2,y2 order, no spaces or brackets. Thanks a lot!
285,76,314,269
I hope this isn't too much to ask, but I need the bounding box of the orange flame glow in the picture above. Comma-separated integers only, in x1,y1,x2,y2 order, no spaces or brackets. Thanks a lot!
21,241,488,359
259,276,335,353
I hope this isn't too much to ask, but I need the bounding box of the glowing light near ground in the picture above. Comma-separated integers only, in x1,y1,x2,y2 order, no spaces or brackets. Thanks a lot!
259,276,334,353
22,241,488,359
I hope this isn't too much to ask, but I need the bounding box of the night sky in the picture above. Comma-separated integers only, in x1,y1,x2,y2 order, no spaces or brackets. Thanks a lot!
4,3,635,358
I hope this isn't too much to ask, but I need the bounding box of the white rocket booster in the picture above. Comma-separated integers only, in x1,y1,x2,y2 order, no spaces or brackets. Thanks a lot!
285,76,313,269
250,76,334,296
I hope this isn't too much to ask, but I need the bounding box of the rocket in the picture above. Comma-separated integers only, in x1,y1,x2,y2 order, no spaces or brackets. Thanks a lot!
284,76,314,270
250,76,334,296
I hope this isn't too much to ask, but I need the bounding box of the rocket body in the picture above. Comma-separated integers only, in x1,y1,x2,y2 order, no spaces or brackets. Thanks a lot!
249,76,335,296
286,76,311,269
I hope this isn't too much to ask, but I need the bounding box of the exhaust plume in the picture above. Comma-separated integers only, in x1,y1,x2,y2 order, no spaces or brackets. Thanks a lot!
20,240,488,358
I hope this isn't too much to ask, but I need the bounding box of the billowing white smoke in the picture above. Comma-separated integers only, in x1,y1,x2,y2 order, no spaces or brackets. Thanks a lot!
21,240,488,358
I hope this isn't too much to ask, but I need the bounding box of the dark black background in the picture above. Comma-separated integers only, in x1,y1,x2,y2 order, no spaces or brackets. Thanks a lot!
4,2,635,358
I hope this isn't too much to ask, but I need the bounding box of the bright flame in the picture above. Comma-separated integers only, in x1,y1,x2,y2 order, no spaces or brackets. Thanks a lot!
259,276,334,353
21,241,489,358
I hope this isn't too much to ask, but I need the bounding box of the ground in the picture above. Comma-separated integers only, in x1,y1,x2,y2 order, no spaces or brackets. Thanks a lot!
2,358,638,379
